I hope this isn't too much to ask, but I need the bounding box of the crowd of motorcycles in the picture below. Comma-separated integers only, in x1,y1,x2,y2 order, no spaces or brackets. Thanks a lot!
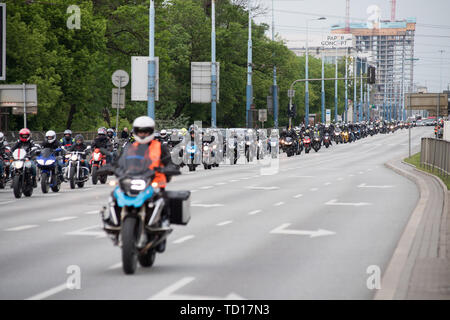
0,120,420,200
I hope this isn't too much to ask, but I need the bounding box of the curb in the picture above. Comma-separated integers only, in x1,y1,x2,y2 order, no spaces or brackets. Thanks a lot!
374,159,431,300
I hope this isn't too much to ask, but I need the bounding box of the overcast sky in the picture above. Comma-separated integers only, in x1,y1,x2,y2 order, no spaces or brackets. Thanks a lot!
253,0,450,92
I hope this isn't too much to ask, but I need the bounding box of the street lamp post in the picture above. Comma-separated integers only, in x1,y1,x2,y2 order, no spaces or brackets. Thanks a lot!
305,17,326,126
246,0,253,128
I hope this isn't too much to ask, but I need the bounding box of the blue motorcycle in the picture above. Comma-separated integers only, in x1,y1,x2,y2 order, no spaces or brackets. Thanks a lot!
36,147,62,193
184,143,200,172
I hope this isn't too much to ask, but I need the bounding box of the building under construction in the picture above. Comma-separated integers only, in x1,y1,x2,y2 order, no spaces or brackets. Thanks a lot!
332,0,416,118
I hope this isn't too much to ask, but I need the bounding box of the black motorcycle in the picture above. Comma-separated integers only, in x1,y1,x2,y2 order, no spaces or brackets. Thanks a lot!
11,147,38,198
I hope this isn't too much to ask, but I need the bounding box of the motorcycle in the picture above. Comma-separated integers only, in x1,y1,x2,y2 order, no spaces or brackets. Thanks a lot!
36,147,63,193
283,136,297,157
333,129,342,144
227,137,239,164
323,133,331,148
11,147,38,198
65,147,91,189
185,143,200,171
202,141,213,170
100,149,190,275
303,134,312,154
312,133,321,152
0,147,11,189
90,148,107,185
341,130,349,143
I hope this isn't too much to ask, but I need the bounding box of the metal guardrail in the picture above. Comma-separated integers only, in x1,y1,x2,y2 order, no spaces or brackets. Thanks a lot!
420,137,450,177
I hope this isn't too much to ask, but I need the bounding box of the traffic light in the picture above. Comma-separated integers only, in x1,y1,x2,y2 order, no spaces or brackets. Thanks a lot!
368,66,376,84
287,103,296,118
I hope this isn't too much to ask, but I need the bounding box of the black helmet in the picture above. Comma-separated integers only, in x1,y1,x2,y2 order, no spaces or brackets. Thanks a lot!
75,134,84,145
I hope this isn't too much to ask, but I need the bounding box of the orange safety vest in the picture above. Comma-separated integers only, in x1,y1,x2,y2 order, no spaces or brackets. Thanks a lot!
133,140,166,188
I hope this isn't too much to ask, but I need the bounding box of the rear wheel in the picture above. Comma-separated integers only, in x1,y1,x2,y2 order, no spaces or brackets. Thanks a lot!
77,182,85,188
122,218,138,275
41,172,49,194
138,248,156,267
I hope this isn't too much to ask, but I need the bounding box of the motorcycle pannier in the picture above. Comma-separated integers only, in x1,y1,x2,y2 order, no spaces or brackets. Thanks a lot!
166,190,191,225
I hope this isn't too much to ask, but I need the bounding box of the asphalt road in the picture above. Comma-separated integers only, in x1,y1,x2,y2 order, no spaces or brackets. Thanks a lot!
0,127,432,299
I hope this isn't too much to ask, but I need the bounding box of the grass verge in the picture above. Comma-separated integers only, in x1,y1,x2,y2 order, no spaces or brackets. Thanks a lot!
404,152,450,190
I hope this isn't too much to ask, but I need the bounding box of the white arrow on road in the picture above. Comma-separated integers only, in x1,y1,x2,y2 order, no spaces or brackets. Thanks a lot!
270,223,335,238
357,183,394,189
149,277,244,300
325,199,372,207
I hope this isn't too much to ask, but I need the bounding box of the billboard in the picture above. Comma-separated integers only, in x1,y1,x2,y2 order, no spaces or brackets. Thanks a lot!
320,34,354,48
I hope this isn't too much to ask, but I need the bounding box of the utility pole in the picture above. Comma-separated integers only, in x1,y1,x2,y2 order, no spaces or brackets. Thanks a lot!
345,50,348,122
272,0,278,128
438,49,445,119
211,0,217,128
353,54,357,123
148,0,156,119
321,47,325,123
335,47,338,122
246,0,253,128
360,57,363,122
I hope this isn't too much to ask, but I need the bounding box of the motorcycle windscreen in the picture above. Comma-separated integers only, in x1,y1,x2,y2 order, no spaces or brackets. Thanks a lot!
118,143,153,176
39,148,54,159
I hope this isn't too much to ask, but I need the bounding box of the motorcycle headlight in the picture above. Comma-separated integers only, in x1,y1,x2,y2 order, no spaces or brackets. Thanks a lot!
37,159,45,165
13,161,24,169
45,159,55,165
71,155,78,161
204,146,209,151
93,153,100,161
25,161,32,168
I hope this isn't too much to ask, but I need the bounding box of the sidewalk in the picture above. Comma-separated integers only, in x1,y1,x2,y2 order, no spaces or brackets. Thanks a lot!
375,159,450,300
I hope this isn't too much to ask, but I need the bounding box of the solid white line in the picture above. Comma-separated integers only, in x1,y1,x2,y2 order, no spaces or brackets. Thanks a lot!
273,202,284,206
217,220,233,226
248,209,262,215
26,283,68,300
172,235,195,244
48,216,78,222
5,225,39,231
293,194,303,199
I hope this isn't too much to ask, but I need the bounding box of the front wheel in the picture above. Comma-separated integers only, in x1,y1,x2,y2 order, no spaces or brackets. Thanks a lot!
69,167,76,189
122,218,138,275
13,175,22,198
92,166,98,185
41,172,49,194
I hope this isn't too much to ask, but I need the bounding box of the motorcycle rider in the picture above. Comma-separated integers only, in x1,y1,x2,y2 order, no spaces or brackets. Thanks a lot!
92,128,113,164
157,129,169,143
10,128,38,187
60,129,75,149
68,134,90,176
102,116,178,250
42,130,65,179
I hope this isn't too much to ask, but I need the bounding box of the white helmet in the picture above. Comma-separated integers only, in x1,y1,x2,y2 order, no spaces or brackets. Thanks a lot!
160,129,167,138
132,116,155,144
0,132,4,143
45,130,56,143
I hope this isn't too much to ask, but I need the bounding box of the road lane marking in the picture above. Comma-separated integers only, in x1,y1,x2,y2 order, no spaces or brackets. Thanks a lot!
248,209,262,215
85,210,100,215
48,216,78,222
273,202,284,206
325,199,372,207
270,223,336,238
349,174,354,177
0,200,16,205
26,283,68,300
310,188,319,192
358,183,394,189
107,262,122,270
247,186,279,190
173,235,195,244
324,182,332,186
191,203,224,208
199,186,213,190
190,189,198,193
216,220,232,226
337,177,344,181
5,225,39,231
65,225,106,238
215,182,226,186
293,194,303,199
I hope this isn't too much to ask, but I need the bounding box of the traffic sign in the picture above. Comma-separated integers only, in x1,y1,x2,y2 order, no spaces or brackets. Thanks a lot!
112,70,129,88
112,88,125,109
258,109,267,122
287,90,295,98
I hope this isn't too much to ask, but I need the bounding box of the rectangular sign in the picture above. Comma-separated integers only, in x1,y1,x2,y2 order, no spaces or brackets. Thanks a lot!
191,62,220,103
12,106,37,115
258,109,267,122
0,84,37,107
321,34,354,48
131,56,159,101
112,88,125,109
326,109,331,125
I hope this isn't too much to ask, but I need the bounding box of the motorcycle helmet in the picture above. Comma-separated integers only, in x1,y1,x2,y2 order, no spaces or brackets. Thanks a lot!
107,128,114,138
0,132,4,144
160,129,167,138
19,128,31,142
180,128,187,136
132,116,155,144
45,130,56,143
75,134,84,145
97,128,107,136
64,129,72,140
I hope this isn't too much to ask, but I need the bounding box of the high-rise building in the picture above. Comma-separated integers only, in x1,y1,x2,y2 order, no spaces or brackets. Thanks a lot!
331,18,416,109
